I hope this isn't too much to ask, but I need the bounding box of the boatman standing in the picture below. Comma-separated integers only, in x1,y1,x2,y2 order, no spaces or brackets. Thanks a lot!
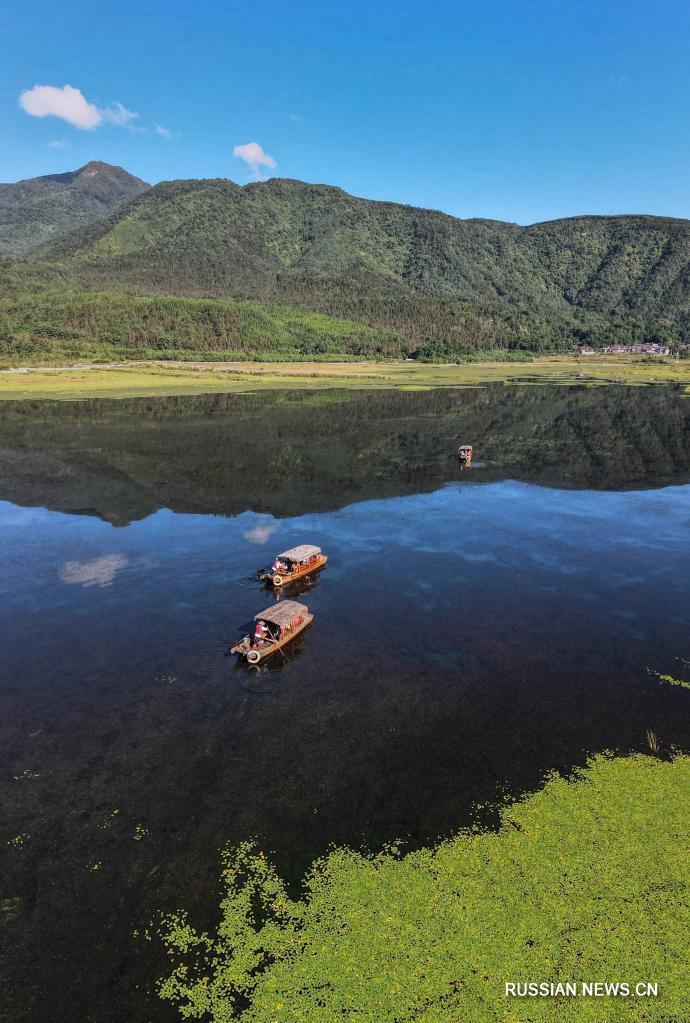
253,620,269,646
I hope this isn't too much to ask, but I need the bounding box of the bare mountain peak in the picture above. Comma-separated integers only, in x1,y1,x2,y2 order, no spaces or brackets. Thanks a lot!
75,160,148,185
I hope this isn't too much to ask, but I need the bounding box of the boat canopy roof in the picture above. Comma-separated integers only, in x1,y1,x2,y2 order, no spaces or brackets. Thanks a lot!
255,600,309,627
277,544,321,561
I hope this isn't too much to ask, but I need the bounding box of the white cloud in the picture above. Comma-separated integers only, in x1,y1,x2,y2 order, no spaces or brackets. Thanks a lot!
20,84,102,129
59,554,128,587
154,123,173,139
233,141,277,181
19,84,139,131
244,521,280,545
101,101,138,127
48,138,70,150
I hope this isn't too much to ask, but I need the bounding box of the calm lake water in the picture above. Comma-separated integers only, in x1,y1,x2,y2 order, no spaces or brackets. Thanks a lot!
1,384,689,1023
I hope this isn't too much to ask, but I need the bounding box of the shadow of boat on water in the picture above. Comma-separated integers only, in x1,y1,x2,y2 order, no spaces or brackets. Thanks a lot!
260,570,325,600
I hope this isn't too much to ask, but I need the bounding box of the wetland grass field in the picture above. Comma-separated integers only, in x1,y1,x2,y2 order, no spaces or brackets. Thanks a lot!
1,355,689,400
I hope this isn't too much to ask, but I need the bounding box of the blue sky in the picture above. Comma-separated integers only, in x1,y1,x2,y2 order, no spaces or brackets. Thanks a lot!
2,0,690,224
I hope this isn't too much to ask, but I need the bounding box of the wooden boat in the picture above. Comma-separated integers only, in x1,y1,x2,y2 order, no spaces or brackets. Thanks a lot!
231,600,313,664
259,544,328,588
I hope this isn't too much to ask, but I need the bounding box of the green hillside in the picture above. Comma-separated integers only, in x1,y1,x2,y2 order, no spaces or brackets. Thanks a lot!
0,161,149,257
4,168,690,359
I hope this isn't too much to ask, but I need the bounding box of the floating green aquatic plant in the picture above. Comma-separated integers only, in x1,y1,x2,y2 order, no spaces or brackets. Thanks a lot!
154,754,690,1022
652,671,690,692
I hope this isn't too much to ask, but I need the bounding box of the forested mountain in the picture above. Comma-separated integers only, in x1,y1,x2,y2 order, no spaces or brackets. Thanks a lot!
3,166,690,358
0,161,149,257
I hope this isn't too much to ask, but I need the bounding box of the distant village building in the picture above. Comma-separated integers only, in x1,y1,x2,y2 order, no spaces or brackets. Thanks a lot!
577,342,672,356
628,343,672,355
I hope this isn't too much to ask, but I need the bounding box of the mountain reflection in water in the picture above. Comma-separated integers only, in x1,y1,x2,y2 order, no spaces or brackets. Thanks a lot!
0,383,688,523
0,384,689,1023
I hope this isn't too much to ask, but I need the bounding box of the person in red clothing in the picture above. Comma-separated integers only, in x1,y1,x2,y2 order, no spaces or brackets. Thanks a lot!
253,620,270,646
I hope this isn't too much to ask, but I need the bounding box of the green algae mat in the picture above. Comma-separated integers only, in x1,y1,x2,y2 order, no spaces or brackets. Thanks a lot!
155,753,690,1022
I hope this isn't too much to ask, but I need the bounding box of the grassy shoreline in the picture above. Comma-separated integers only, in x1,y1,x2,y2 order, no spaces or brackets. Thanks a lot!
1,356,689,400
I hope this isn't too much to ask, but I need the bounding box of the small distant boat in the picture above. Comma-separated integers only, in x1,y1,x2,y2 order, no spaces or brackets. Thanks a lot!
259,544,328,588
458,444,473,468
231,600,313,664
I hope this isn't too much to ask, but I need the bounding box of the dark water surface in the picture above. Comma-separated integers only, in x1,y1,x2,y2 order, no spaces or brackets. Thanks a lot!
1,385,689,1023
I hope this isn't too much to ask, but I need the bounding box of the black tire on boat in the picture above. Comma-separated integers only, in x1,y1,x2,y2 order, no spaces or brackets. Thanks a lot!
272,574,283,587
247,649,261,664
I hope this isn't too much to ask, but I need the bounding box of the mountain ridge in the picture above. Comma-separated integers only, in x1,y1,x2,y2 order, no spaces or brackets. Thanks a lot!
3,162,690,359
0,161,149,257
10,162,690,227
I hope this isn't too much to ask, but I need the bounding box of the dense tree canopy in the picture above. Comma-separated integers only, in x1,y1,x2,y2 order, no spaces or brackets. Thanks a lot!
3,168,690,358
0,162,148,257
